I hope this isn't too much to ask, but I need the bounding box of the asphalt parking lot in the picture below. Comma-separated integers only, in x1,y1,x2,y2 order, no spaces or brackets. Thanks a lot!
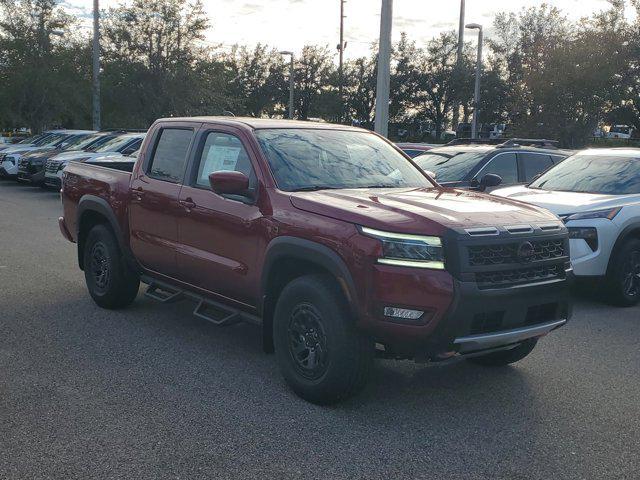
1,179,639,480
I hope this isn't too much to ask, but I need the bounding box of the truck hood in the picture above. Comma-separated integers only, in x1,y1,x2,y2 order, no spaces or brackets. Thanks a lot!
289,187,558,234
491,185,640,215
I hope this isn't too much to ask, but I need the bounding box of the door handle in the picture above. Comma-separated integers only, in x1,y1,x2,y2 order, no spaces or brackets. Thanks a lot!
179,198,196,210
131,187,145,200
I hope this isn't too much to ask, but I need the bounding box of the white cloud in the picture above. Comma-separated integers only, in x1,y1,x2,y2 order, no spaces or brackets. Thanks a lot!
64,0,625,57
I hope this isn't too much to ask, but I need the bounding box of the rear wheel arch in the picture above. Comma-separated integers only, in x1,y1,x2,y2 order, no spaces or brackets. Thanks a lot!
77,196,125,270
260,237,358,353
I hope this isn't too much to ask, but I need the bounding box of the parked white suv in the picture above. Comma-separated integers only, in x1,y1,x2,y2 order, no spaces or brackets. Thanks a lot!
493,149,640,306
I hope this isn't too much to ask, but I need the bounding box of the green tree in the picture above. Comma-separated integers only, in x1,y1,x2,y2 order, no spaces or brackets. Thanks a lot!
101,0,227,127
0,0,87,131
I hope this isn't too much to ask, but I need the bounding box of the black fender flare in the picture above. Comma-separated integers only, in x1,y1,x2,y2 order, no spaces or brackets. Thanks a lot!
260,236,358,314
606,221,640,275
76,195,127,269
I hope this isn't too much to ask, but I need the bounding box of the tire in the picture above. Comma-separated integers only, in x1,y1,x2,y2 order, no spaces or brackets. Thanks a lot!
83,224,139,309
467,339,538,367
606,238,640,307
273,274,373,405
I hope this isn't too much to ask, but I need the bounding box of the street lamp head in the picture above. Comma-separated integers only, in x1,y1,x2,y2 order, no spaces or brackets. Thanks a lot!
279,51,293,56
465,23,482,30
51,30,64,37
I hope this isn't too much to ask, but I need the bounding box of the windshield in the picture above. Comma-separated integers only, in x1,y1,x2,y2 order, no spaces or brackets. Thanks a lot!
531,154,640,195
413,150,489,182
67,134,111,151
33,133,63,146
255,129,432,191
18,134,43,144
94,136,137,153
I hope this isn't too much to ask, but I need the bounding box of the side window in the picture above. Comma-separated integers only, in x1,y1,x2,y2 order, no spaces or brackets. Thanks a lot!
481,153,518,184
195,132,256,190
520,152,554,181
148,129,193,183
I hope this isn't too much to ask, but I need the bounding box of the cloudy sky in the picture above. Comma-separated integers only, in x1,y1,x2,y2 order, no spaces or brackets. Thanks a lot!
63,0,622,58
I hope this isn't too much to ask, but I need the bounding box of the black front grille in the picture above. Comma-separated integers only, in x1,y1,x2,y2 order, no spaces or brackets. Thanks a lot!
476,264,565,289
45,161,59,174
468,239,565,266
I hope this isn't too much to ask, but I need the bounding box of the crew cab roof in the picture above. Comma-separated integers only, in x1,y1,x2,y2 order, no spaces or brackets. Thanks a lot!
156,116,368,132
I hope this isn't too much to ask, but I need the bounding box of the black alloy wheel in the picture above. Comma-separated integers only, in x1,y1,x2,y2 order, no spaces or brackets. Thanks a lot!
287,303,329,380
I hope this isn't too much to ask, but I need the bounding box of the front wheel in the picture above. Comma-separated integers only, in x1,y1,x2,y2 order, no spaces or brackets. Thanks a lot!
273,274,373,405
606,239,640,307
83,224,140,309
467,339,538,367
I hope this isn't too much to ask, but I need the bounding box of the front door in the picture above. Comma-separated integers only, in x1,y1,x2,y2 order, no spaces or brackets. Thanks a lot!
129,126,196,278
176,128,264,308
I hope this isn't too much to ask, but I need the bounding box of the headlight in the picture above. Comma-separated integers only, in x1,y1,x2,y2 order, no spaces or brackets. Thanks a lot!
5,155,16,165
361,226,445,269
57,162,68,172
562,208,621,222
568,227,598,251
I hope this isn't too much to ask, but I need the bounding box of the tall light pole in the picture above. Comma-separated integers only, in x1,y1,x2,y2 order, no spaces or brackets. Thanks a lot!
338,0,346,122
374,0,393,137
466,23,483,139
279,51,294,119
453,0,465,133
92,0,101,130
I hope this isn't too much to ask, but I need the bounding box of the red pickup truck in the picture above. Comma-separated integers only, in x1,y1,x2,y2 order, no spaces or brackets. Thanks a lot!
59,117,572,404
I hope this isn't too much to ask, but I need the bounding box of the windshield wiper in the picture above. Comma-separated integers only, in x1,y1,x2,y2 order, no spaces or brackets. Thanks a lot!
291,185,342,192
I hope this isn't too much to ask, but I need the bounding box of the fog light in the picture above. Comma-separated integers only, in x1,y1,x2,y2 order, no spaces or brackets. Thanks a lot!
384,307,424,320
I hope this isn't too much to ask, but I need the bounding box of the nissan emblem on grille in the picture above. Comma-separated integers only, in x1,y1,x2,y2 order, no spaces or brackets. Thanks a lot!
517,241,535,263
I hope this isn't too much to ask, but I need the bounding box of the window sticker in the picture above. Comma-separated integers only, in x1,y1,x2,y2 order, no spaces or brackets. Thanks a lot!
199,146,241,183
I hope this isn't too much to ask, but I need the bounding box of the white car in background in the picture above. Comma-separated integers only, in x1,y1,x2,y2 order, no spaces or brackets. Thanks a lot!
0,130,92,178
493,149,640,306
44,133,144,189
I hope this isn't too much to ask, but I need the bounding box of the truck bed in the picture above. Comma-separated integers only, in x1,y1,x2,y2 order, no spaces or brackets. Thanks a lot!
61,161,133,244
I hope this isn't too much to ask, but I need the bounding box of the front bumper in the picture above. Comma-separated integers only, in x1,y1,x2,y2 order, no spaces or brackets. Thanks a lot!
44,174,62,189
566,219,618,277
361,224,572,360
17,167,45,184
0,164,16,177
454,319,566,353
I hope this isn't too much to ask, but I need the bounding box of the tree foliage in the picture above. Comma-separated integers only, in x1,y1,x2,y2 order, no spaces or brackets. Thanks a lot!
0,0,639,146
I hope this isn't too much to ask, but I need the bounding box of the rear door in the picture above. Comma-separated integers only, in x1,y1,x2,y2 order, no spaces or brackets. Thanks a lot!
129,124,197,277
475,152,519,190
518,152,555,183
176,126,263,308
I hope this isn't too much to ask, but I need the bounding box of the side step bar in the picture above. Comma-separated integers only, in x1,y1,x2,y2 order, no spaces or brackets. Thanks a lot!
145,284,184,303
141,276,260,327
193,299,241,327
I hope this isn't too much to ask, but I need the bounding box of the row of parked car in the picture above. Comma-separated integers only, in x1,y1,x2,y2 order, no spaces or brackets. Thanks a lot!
0,129,144,189
397,139,640,307
2,128,638,309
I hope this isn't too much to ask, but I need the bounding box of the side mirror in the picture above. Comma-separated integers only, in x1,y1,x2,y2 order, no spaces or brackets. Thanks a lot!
471,173,503,192
209,171,250,196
